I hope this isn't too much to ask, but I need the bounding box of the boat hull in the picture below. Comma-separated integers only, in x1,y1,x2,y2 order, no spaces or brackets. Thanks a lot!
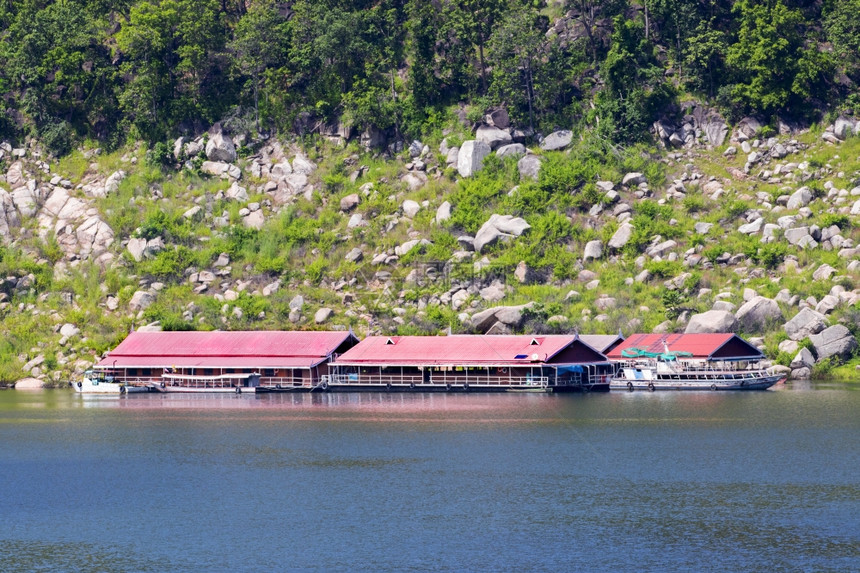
71,380,150,394
610,373,784,391
151,385,256,394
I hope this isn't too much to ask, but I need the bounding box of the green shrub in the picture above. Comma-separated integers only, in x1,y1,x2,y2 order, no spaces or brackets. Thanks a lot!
645,260,683,279
146,142,175,167
305,257,327,284
140,247,200,280
820,213,851,230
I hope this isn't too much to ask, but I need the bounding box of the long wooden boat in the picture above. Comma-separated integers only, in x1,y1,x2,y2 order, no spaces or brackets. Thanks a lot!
610,347,785,391
151,372,260,394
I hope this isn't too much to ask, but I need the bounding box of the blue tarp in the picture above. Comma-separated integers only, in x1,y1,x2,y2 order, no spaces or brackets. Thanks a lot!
556,365,584,374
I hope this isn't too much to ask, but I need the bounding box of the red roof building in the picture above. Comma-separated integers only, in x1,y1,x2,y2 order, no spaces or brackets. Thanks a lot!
330,334,613,392
96,330,358,388
606,333,763,362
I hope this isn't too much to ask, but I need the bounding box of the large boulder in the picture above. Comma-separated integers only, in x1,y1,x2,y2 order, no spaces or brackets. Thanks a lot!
473,214,531,253
475,125,512,150
517,155,541,180
735,296,782,331
14,377,45,390
790,347,815,369
783,307,828,341
496,143,526,159
608,222,634,250
0,189,21,238
457,140,492,178
702,118,729,147
129,290,155,312
75,216,115,258
470,303,534,332
205,133,237,163
809,325,858,360
540,130,573,151
685,310,739,334
436,201,452,224
833,117,855,140
583,240,603,261
786,186,813,210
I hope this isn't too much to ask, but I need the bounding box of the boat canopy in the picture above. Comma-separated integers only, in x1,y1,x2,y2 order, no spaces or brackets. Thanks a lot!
621,347,693,361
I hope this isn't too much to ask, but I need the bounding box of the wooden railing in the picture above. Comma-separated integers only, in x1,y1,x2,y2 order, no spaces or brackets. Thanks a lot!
331,374,549,389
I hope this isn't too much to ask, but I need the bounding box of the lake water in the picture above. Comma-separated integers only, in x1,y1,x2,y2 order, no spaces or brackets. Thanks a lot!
1,384,859,572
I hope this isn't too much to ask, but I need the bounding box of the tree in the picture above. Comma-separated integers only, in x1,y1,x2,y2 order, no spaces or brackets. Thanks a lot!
565,0,628,64
824,0,860,83
596,16,674,143
487,3,546,130
725,0,831,116
684,19,728,98
229,1,288,131
116,0,227,140
444,0,506,93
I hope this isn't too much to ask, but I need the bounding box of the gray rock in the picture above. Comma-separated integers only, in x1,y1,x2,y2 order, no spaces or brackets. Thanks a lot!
712,300,736,313
694,222,714,234
608,222,634,250
496,143,526,158
395,238,432,256
735,296,782,331
14,377,45,389
457,140,492,177
345,247,363,263
812,264,836,281
59,323,80,338
402,200,421,218
436,201,452,224
834,117,854,140
270,160,292,179
289,295,304,312
127,238,147,262
205,133,237,163
402,172,427,191
784,307,828,341
583,240,603,261
183,206,203,220
476,125,512,150
738,218,764,234
517,155,542,180
200,161,229,177
292,154,317,175
622,172,646,187
540,130,573,151
479,284,506,302
470,303,534,332
129,290,155,311
340,193,360,212
315,308,334,324
473,214,531,253
787,186,813,210
810,325,858,360
347,213,365,229
703,119,729,147
685,310,739,334
790,347,816,368
784,226,810,246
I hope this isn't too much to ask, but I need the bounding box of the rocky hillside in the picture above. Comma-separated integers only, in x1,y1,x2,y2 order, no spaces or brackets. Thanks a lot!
1,107,860,387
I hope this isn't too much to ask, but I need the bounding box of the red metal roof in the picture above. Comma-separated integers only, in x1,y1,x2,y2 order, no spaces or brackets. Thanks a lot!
96,331,356,369
606,333,762,361
333,335,607,366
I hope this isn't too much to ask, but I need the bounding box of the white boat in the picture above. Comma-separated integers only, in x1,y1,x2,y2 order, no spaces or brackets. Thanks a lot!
610,346,785,391
152,372,260,394
72,370,151,394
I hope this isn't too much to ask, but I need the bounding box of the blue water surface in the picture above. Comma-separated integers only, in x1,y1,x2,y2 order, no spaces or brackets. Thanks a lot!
1,385,858,572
